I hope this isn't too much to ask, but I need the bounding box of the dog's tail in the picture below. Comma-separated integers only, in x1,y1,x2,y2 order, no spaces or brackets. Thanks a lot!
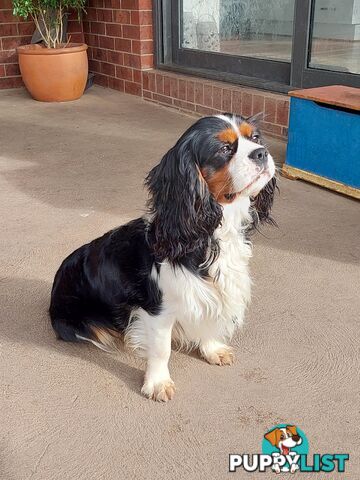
76,325,123,353
50,315,123,353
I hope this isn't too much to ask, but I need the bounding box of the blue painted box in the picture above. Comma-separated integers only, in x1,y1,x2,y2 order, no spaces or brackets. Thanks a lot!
284,86,360,199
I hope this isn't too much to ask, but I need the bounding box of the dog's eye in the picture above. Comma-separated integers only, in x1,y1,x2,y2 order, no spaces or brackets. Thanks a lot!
220,144,232,154
280,434,285,440
251,133,260,141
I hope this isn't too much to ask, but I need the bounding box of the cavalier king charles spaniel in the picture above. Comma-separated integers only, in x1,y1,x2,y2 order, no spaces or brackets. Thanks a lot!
50,113,276,402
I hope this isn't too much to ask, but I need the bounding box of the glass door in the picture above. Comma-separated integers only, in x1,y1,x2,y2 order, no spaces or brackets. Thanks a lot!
292,0,360,88
173,0,296,84
182,0,295,61
309,0,360,75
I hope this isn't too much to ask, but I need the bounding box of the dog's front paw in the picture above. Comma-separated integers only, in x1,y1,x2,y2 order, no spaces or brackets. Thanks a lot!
141,378,175,402
201,343,234,366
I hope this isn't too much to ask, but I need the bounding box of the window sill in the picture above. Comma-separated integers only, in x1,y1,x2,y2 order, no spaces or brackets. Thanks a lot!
157,62,297,95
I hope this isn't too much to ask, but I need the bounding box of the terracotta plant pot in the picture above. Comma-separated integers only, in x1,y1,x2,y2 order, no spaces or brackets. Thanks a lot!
17,43,88,102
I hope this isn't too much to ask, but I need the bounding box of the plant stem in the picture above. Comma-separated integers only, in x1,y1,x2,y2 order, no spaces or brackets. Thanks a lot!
38,7,51,48
59,2,63,45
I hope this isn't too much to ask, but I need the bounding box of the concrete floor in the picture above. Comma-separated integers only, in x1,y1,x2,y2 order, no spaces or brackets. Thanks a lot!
0,86,359,480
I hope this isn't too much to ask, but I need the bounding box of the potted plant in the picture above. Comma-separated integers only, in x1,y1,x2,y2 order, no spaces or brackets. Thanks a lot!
13,0,88,102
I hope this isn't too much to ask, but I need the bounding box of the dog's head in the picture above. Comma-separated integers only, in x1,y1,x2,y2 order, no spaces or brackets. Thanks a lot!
264,425,302,455
146,113,276,263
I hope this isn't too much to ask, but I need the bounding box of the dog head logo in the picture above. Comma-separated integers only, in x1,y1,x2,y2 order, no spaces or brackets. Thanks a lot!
264,425,302,455
262,424,308,473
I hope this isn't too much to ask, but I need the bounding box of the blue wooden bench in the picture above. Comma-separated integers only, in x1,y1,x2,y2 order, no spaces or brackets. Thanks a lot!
283,85,360,200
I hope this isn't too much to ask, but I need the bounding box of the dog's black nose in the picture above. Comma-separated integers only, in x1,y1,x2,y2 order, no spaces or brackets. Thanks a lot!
292,435,300,442
249,147,268,165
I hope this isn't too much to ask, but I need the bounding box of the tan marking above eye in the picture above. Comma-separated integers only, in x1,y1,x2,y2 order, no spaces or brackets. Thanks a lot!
239,122,254,138
217,127,238,144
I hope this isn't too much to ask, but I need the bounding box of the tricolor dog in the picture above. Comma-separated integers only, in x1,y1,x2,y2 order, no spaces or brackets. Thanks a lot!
50,113,277,402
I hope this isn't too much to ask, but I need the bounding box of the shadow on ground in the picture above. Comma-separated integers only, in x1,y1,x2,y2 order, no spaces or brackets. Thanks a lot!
0,276,144,396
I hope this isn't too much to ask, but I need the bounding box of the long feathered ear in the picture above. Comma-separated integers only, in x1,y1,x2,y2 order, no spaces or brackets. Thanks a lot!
247,111,264,125
251,176,277,228
145,141,223,264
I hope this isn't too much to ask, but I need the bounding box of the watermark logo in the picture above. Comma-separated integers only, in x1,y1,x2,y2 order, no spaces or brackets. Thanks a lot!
229,423,349,474
262,424,308,473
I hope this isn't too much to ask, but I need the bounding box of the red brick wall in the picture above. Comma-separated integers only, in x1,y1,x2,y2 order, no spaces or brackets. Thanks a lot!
83,0,153,95
66,12,86,45
143,71,289,139
0,3,84,90
0,0,33,89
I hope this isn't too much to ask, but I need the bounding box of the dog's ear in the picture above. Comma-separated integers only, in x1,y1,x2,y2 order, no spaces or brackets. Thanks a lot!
247,111,264,126
251,176,277,228
145,139,223,264
287,425,298,436
264,428,281,447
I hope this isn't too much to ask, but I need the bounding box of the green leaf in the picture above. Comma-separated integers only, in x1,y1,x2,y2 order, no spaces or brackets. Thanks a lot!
11,0,86,48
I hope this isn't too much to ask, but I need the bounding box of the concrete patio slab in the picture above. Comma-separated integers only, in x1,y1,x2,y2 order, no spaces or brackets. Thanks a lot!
0,86,359,480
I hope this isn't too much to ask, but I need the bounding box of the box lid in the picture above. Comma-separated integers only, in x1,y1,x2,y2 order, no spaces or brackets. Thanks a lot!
289,85,360,111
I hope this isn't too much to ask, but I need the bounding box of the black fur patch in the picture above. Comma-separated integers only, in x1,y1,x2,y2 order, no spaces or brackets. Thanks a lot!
49,218,162,341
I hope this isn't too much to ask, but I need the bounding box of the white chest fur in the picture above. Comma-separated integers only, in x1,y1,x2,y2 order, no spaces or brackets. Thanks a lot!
159,197,253,346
